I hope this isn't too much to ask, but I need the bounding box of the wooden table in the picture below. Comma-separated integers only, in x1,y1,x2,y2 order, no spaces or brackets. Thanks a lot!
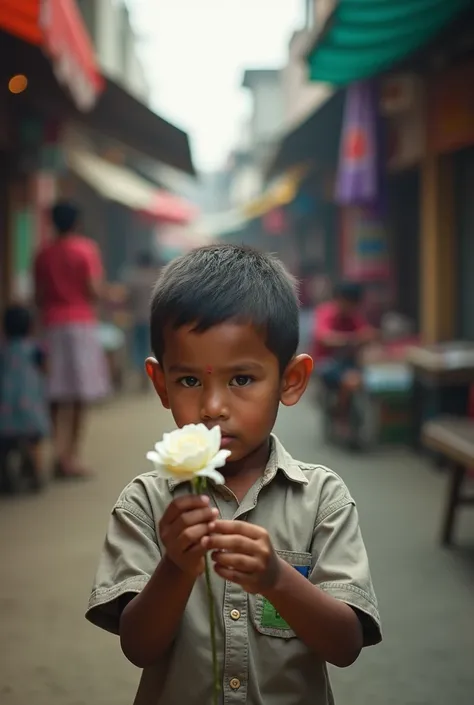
406,342,474,450
422,417,474,545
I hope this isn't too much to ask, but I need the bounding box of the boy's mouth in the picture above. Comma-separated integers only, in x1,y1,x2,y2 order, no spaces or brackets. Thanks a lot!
220,434,235,448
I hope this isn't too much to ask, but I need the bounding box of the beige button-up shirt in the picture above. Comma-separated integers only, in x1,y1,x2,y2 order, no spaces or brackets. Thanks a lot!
86,436,381,705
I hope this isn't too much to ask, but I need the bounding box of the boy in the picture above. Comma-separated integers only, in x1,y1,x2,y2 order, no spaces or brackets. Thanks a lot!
86,245,381,705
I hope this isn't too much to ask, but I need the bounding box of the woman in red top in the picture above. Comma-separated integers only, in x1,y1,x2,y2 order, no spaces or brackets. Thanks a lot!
34,201,110,478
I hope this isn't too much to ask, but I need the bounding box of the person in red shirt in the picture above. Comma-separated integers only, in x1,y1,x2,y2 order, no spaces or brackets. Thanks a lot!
314,282,376,415
34,201,110,478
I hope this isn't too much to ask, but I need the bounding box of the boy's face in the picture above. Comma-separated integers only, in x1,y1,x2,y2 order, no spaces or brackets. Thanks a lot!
147,321,312,467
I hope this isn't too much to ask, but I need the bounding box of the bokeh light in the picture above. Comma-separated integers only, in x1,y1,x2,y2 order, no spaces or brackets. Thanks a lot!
8,74,28,94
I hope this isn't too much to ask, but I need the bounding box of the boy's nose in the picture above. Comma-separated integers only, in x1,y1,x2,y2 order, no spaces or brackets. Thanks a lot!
200,389,229,421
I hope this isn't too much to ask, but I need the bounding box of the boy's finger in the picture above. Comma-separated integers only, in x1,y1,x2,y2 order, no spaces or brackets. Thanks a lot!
177,523,215,552
211,551,258,573
211,520,263,540
161,495,210,525
204,533,255,555
172,506,218,533
214,565,252,587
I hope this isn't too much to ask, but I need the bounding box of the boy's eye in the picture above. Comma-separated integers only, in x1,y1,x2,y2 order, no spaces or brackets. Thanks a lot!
230,375,253,387
179,376,201,388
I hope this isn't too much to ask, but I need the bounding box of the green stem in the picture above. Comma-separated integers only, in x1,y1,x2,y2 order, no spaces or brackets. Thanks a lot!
205,551,220,705
193,477,220,704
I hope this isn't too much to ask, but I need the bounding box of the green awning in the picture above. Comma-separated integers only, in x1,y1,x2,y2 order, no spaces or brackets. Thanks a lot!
307,0,471,85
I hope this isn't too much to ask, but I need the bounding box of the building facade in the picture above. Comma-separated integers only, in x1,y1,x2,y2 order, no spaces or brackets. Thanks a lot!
77,0,149,104
281,0,336,131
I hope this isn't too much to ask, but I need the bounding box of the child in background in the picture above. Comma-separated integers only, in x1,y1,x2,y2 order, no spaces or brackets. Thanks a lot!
0,305,50,492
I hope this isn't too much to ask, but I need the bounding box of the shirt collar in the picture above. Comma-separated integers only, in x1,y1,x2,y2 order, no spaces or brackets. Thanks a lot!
264,434,309,485
167,434,308,491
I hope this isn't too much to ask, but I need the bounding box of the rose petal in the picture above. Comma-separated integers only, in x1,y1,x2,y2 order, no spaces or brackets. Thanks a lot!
170,447,209,470
151,445,169,465
146,452,174,479
208,425,221,456
196,466,225,485
212,449,232,468
147,424,232,482
146,450,162,465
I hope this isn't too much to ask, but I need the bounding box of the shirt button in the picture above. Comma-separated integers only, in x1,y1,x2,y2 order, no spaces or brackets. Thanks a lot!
230,678,241,690
230,609,241,621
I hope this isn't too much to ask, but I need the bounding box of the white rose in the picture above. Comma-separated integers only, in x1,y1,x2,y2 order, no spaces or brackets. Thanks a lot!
146,424,230,485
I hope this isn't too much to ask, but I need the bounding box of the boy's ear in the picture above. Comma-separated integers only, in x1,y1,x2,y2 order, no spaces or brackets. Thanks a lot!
280,354,313,407
146,357,170,409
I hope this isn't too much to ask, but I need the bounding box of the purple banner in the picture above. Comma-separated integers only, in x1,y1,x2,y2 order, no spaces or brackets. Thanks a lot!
335,81,383,211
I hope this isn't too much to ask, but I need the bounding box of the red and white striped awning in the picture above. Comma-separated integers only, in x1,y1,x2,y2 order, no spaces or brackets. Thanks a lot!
66,148,197,225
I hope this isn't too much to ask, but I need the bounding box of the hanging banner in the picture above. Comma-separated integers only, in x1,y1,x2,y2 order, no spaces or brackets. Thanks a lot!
335,81,383,213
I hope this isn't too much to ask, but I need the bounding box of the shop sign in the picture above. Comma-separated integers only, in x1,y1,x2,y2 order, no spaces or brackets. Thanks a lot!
380,74,419,116
427,59,474,154
341,207,391,281
381,73,424,171
387,110,425,171
12,207,34,301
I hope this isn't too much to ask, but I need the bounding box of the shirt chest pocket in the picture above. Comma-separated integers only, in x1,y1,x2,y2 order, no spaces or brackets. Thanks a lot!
249,550,312,640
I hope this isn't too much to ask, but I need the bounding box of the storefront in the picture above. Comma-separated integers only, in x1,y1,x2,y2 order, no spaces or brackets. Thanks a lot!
0,0,103,304
425,57,474,342
383,73,424,329
0,100,12,309
305,0,473,343
454,149,474,340
287,170,338,300
0,2,195,307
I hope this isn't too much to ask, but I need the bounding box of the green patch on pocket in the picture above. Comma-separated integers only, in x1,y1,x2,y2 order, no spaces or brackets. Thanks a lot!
261,598,291,630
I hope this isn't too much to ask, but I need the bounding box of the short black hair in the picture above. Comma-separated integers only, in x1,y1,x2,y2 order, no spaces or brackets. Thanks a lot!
150,244,300,371
51,201,80,234
334,281,363,304
3,305,33,338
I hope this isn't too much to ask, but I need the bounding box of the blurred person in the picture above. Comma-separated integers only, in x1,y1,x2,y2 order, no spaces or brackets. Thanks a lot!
123,250,159,390
34,201,110,479
314,282,377,416
0,305,49,491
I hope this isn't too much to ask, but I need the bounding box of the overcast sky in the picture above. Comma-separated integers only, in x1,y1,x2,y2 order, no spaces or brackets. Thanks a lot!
127,0,303,171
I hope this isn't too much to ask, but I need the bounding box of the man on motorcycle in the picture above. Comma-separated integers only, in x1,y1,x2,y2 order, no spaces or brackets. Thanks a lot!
314,282,376,417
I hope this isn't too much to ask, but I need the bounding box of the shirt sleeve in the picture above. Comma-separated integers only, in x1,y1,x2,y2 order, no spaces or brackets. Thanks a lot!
309,475,382,647
33,252,44,297
83,240,103,281
31,344,46,370
352,312,371,332
315,304,333,339
86,488,161,636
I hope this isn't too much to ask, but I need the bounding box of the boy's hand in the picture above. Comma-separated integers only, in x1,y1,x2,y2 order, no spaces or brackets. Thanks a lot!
205,520,281,594
159,495,219,578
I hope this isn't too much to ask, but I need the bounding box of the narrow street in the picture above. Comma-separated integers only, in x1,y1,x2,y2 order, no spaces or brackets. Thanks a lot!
1,391,474,705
